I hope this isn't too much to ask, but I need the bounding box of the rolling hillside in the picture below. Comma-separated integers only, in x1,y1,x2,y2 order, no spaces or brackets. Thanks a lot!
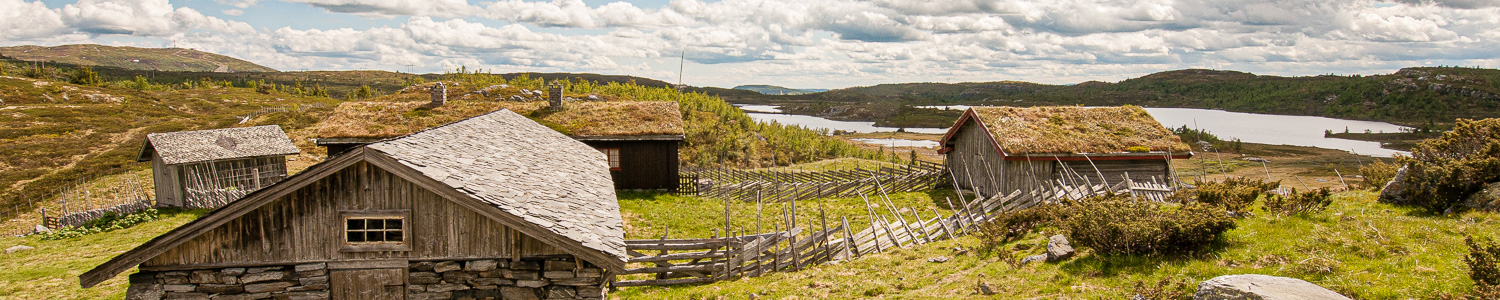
0,44,275,73
733,84,826,95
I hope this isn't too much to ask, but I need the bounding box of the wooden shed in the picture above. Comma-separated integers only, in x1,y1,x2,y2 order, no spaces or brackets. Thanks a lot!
137,125,300,208
314,83,685,190
939,106,1193,198
87,109,627,300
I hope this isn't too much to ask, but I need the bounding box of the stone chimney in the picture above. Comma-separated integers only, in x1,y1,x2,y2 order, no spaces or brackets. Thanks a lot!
430,82,447,107
547,81,563,110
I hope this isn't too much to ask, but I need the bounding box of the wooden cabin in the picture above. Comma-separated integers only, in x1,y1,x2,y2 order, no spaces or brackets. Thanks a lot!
939,106,1193,198
315,82,684,190
86,109,627,300
137,125,300,208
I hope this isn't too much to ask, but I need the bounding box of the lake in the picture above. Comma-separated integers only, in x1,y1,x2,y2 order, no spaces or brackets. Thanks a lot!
741,104,1412,157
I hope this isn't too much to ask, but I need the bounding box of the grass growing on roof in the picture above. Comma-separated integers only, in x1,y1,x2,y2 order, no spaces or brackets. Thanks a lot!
972,105,1192,155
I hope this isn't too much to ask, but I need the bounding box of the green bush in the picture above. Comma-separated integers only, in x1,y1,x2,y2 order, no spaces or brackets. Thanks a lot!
1390,118,1500,213
68,66,102,86
1262,188,1334,216
976,205,1059,250
1189,178,1277,216
1360,160,1400,189
1467,235,1500,287
1060,195,1236,255
40,208,159,240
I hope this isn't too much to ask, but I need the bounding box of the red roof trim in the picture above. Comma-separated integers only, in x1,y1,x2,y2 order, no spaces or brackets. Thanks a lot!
1005,153,1194,161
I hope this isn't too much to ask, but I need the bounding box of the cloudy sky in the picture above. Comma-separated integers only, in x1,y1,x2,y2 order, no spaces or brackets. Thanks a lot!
1,0,1497,88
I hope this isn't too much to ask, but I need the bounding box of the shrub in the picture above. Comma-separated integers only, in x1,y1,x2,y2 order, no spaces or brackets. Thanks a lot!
1189,178,1277,216
40,208,159,240
68,66,102,86
1390,118,1500,213
1360,160,1399,189
1262,188,1334,216
1467,235,1500,287
976,205,1059,250
1060,195,1236,255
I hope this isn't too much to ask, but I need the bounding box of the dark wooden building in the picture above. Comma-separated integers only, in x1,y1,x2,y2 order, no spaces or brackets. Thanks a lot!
315,82,684,190
939,106,1192,198
85,109,627,300
137,125,300,208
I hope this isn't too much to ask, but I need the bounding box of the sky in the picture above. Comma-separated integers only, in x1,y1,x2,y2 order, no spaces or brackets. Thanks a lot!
1,0,1497,89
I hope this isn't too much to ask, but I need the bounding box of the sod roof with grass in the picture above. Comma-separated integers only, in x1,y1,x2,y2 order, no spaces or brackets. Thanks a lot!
948,105,1192,155
314,82,684,139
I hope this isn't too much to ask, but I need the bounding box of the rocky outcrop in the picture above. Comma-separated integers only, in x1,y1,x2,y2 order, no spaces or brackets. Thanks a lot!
1045,235,1074,262
1194,274,1349,300
1376,165,1409,204
1468,182,1500,210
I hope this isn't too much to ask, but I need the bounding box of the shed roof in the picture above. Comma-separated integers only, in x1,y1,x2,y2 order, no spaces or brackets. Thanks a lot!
137,125,299,165
942,106,1191,155
82,109,627,288
367,109,626,260
313,84,683,139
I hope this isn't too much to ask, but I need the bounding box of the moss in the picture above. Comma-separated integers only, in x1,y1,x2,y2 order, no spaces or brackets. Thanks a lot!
972,105,1192,155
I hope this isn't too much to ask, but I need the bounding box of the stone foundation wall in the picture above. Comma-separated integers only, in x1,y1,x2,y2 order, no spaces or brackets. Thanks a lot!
407,258,605,300
124,258,606,300
127,262,331,300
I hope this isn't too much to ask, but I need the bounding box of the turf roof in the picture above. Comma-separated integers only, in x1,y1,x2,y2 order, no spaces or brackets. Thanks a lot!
315,83,683,139
963,105,1191,155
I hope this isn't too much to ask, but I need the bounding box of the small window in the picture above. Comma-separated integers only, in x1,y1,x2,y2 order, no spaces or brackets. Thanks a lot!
597,148,621,170
344,217,404,244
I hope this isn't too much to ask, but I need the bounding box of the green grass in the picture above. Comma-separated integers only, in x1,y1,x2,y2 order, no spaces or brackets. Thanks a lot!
617,189,959,240
0,209,206,299
616,191,1497,299
0,44,274,72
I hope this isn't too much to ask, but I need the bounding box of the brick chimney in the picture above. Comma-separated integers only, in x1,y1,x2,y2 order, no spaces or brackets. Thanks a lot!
548,81,563,110
429,82,447,107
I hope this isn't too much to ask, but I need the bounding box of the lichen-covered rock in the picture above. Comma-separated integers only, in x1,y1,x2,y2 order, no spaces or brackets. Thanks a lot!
1467,182,1500,209
5,245,34,254
433,261,462,273
467,259,498,272
1194,274,1350,300
1377,166,1410,204
1046,234,1074,261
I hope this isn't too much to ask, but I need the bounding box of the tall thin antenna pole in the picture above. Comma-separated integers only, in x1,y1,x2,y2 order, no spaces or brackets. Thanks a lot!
677,50,685,103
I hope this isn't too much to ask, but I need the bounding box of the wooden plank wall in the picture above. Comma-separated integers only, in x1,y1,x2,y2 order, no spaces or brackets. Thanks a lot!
583,140,679,190
1057,160,1169,187
944,121,1008,199
143,161,555,268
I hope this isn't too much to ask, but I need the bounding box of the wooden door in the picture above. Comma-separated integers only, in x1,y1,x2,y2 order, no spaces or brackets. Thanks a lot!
330,268,406,300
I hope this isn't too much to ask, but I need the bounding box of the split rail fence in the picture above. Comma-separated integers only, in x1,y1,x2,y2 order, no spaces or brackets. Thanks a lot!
618,170,1180,287
678,160,945,203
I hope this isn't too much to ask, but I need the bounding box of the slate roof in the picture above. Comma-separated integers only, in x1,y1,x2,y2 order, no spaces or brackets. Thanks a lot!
945,106,1192,155
367,109,627,260
138,125,300,165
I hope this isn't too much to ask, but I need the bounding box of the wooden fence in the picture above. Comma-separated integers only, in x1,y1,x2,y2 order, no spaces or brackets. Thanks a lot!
617,169,1181,287
680,160,945,203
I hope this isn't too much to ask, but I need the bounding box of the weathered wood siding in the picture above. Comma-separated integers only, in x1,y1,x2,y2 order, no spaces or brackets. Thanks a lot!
142,161,562,268
1057,160,1170,186
944,120,1009,198
151,155,182,207
581,140,678,190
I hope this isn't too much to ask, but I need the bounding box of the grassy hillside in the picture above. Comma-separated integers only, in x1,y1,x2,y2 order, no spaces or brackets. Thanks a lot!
0,45,275,73
733,85,825,95
4,189,1491,299
748,67,1500,128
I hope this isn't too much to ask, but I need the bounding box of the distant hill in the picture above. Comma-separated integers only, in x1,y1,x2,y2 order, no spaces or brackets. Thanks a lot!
733,85,827,95
0,44,276,72
735,67,1500,127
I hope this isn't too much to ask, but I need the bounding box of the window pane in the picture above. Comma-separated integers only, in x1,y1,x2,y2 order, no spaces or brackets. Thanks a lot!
347,219,364,230
386,219,402,230
367,231,385,242
386,231,403,242
347,232,365,242
366,219,384,230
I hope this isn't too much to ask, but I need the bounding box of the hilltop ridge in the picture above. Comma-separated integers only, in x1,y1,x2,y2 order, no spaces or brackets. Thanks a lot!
0,44,275,73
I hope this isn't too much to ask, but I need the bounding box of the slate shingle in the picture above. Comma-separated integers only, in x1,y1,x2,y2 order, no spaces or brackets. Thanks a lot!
140,125,300,165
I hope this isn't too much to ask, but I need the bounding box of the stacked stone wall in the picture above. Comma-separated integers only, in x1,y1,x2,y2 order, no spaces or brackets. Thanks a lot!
128,262,331,300
124,257,605,300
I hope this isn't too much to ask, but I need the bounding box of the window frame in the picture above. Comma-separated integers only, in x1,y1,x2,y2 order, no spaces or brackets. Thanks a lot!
597,147,622,171
339,210,411,252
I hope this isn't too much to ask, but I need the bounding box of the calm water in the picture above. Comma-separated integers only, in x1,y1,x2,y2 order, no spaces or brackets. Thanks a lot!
741,104,1412,157
849,138,941,148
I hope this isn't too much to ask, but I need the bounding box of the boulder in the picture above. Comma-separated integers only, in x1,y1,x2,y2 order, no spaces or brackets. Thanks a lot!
1194,274,1350,300
33,225,50,234
1467,182,1500,209
5,245,34,254
467,260,498,272
1377,166,1410,204
1046,235,1075,261
1020,254,1048,265
433,261,462,273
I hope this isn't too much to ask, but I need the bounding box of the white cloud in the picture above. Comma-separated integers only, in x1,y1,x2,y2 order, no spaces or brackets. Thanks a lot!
284,0,474,18
222,9,243,16
0,0,67,40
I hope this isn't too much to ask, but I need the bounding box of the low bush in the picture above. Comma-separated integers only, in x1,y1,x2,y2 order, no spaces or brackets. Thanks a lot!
40,208,159,240
1360,160,1400,189
1467,235,1500,287
976,205,1059,250
1386,119,1500,213
1262,188,1334,216
1060,195,1236,255
1188,178,1277,216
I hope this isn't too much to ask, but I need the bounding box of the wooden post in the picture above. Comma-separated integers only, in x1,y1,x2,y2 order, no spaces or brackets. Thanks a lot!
841,216,857,259
857,191,888,252
1334,169,1349,189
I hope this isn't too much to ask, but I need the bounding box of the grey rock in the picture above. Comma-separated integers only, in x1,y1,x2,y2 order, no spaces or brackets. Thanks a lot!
1377,165,1410,204
927,256,949,263
467,259,498,272
221,268,246,276
293,263,326,272
544,260,576,271
542,270,575,279
409,272,441,285
545,286,577,299
239,271,284,283
469,277,513,286
516,279,549,288
550,277,598,286
479,270,505,278
189,270,220,284
407,284,426,292
5,245,34,254
427,283,469,293
442,271,478,283
242,281,294,293
578,286,604,298
1194,274,1351,300
209,292,271,300
33,225,51,234
501,287,541,300
163,284,198,292
576,268,602,278
1046,234,1075,261
246,266,281,274
1467,182,1500,209
506,269,540,280
195,284,243,294
127,283,163,300
163,292,209,300
287,284,327,292
1020,254,1048,265
284,291,328,300
511,260,541,270
433,261,462,273
410,261,435,272
298,276,328,286
408,292,452,300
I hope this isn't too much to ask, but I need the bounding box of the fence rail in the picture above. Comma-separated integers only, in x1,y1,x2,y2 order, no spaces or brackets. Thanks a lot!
618,168,1181,287
679,160,945,203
